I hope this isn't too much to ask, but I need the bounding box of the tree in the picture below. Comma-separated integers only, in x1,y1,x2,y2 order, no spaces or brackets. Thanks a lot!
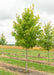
40,22,53,62
52,27,54,47
12,4,42,71
0,33,7,45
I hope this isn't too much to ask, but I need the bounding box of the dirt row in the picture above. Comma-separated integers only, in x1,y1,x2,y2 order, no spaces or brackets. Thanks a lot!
0,62,53,75
0,54,54,66
0,52,54,59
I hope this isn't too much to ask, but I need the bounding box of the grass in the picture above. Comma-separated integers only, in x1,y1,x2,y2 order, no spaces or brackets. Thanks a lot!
0,69,17,75
0,48,54,62
0,48,54,73
0,48,54,57
0,57,54,73
1,53,54,62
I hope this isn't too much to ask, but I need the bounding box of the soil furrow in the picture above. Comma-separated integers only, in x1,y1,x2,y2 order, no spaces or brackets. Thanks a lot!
0,54,54,66
0,62,53,75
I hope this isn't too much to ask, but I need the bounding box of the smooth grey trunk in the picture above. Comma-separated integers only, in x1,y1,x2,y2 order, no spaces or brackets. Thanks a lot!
26,48,28,71
48,50,49,62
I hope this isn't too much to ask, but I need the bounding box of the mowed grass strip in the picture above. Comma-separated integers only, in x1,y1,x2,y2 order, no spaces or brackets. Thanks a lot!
0,48,54,62
0,57,54,73
0,69,17,75
0,48,54,58
0,52,54,62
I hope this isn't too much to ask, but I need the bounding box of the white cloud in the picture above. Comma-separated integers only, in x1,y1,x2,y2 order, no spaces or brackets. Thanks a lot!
0,0,16,20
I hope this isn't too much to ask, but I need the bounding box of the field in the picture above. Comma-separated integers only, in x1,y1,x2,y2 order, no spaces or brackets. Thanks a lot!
0,46,54,75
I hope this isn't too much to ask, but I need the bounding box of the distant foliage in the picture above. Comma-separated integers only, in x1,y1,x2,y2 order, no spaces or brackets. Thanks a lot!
0,33,7,45
40,22,54,50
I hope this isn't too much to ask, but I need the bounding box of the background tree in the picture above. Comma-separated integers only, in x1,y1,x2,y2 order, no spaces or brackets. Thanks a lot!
12,5,42,71
40,22,53,62
52,27,54,48
0,33,7,45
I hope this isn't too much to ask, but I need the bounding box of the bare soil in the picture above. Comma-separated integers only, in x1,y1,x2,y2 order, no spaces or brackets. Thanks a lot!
0,62,53,75
0,52,52,59
0,54,54,66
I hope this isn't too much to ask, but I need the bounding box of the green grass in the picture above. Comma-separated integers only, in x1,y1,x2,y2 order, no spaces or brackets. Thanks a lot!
0,57,54,73
1,53,54,62
0,69,17,75
0,48,54,58
0,48,54,62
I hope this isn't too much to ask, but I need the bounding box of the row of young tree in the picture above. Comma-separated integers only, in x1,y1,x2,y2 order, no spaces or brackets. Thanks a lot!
12,5,54,71
0,4,54,71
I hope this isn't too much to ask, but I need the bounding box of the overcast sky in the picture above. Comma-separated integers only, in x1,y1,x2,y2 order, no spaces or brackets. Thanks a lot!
0,0,54,44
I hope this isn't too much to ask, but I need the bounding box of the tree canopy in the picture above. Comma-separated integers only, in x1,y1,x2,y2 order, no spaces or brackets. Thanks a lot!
40,22,53,50
12,5,42,49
